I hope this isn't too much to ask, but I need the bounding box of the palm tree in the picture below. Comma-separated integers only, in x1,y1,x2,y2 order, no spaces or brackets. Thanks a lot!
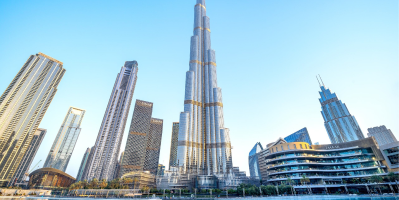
387,172,396,182
369,175,383,194
89,178,99,189
300,174,310,185
100,179,108,189
133,177,139,190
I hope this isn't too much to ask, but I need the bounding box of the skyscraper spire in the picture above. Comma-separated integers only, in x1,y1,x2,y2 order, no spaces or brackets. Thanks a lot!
318,80,364,144
176,0,233,175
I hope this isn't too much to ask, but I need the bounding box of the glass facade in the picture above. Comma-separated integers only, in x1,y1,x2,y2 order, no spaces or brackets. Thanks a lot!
176,0,233,176
0,53,65,186
367,125,397,146
168,122,179,169
248,142,263,179
263,138,387,186
120,100,163,177
76,147,91,181
86,61,138,181
44,107,85,172
8,128,47,186
318,85,364,144
284,127,313,145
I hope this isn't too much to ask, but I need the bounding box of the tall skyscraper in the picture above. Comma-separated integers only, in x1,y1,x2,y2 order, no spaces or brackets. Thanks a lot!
86,61,138,181
44,107,85,171
284,127,313,145
168,122,179,169
176,0,233,175
0,52,65,186
8,128,46,186
317,77,364,144
120,100,163,176
80,145,94,181
367,125,397,146
248,142,263,179
76,147,91,181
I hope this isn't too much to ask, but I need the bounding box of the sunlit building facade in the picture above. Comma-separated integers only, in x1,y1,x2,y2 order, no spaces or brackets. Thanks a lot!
44,107,85,171
367,125,397,146
120,100,163,176
318,83,364,144
86,61,138,181
169,122,179,169
264,138,387,186
8,128,47,186
176,0,233,176
0,52,65,186
248,142,263,179
284,127,313,145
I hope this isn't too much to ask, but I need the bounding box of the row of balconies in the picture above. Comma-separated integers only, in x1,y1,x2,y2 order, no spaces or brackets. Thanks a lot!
267,164,380,175
266,152,373,162
266,158,376,169
267,167,386,180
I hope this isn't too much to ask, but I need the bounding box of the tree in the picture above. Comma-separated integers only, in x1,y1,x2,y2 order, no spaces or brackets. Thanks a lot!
100,179,108,189
89,178,99,189
133,177,139,190
109,179,120,189
300,174,310,185
387,172,397,182
286,177,294,186
369,175,383,194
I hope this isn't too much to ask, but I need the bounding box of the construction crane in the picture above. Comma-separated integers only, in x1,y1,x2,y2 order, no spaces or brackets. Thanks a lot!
24,160,41,180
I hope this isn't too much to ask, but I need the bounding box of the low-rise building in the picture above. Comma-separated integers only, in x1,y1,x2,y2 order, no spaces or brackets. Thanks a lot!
28,168,76,189
264,138,387,185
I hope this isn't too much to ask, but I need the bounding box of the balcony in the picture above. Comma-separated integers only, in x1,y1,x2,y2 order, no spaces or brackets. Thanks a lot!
266,158,376,169
266,152,374,162
267,165,383,176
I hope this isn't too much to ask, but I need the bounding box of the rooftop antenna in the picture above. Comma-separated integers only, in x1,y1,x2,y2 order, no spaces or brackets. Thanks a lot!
316,76,321,87
318,74,326,87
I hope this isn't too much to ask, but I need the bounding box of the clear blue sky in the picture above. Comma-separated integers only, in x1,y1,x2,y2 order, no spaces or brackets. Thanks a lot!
0,0,397,177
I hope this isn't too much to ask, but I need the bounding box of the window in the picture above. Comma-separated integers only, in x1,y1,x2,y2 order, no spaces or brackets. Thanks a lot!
294,144,297,149
281,145,284,150
288,145,290,150
300,144,303,149
276,147,278,152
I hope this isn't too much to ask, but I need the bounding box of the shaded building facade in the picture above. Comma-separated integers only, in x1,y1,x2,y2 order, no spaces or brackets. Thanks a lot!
284,127,313,145
248,142,263,179
176,0,233,176
8,128,47,186
120,100,163,176
168,122,179,169
367,125,397,146
318,79,364,144
76,147,91,181
44,107,85,171
86,61,138,181
0,53,65,186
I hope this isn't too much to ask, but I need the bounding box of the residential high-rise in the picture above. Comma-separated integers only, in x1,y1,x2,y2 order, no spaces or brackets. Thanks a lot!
284,127,313,145
44,107,85,171
168,122,179,169
80,146,94,181
176,0,233,175
86,61,138,181
317,77,364,144
248,142,263,179
0,53,65,186
113,151,124,180
76,147,91,181
367,125,397,146
8,128,47,187
120,100,163,176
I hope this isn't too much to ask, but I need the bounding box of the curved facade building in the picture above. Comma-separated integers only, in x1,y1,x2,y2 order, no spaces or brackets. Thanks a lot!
264,138,387,186
28,167,75,189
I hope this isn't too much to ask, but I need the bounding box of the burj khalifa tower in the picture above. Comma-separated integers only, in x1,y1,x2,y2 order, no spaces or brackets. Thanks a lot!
176,0,233,175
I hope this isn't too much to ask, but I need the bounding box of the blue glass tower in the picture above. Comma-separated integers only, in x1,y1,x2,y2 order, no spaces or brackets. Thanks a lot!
248,142,263,179
284,127,313,145
318,78,364,144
